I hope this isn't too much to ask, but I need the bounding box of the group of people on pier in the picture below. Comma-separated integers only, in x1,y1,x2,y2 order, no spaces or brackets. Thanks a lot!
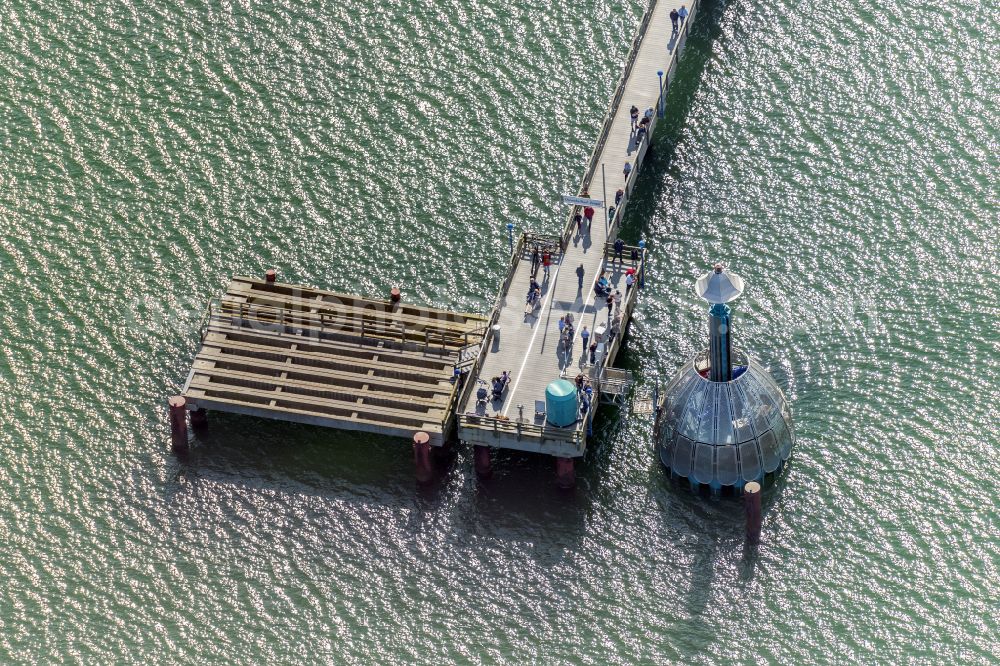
529,245,553,280
629,106,655,145
670,4,689,33
574,373,595,417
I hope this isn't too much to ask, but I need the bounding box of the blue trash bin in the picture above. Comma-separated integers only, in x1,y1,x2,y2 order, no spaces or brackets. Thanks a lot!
545,379,579,427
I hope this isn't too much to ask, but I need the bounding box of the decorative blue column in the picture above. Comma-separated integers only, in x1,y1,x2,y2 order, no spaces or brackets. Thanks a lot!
708,302,732,382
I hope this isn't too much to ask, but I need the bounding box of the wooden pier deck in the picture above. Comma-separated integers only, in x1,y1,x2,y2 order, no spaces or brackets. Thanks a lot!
455,0,703,463
171,0,704,486
180,277,486,446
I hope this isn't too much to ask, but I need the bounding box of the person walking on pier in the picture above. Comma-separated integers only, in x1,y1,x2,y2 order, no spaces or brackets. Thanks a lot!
580,325,590,353
678,4,688,25
574,212,583,233
558,316,566,337
626,272,635,292
531,245,540,277
623,162,632,181
542,250,552,279
576,263,585,289
630,105,639,130
584,205,595,228
613,237,625,264
670,7,679,32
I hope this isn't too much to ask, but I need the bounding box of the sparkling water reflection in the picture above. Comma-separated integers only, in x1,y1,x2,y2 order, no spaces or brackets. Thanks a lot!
0,0,996,662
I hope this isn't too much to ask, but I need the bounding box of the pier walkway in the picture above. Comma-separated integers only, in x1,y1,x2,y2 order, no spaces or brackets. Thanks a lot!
457,0,702,465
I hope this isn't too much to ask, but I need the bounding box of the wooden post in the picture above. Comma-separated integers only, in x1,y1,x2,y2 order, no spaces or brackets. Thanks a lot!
744,481,762,544
413,431,433,484
168,396,188,450
474,445,492,479
555,456,576,489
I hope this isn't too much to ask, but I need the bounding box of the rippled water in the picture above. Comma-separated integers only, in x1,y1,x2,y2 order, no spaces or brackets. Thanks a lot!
1,0,997,662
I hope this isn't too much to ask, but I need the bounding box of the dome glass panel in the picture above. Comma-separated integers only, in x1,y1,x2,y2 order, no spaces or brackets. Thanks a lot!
758,427,781,473
739,440,762,482
673,435,693,476
693,443,714,484
716,445,739,486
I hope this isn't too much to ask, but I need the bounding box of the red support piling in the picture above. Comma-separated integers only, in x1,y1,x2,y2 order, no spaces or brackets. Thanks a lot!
474,445,492,479
168,395,188,450
265,269,276,283
744,481,762,544
555,456,576,489
190,408,208,429
413,431,433,484
390,287,401,304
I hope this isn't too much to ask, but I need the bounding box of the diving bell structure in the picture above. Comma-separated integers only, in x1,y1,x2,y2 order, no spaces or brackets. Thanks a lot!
655,264,794,494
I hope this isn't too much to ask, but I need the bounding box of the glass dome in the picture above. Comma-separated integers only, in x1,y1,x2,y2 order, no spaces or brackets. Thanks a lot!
657,348,794,490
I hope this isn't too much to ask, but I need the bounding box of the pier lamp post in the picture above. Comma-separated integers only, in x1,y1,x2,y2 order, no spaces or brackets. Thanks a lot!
506,222,514,255
657,71,664,118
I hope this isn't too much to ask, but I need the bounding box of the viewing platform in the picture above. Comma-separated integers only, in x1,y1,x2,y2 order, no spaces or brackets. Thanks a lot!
173,275,485,448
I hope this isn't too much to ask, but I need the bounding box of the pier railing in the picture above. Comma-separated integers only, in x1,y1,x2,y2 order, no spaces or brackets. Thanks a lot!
457,414,584,449
523,232,562,256
202,299,481,354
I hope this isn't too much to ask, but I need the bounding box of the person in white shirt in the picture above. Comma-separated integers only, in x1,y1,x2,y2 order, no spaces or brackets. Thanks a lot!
678,5,689,24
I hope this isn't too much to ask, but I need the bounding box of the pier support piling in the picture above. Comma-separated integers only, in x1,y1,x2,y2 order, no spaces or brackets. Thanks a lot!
474,445,492,479
265,269,276,283
413,431,433,484
555,457,576,489
168,396,188,451
744,481,762,544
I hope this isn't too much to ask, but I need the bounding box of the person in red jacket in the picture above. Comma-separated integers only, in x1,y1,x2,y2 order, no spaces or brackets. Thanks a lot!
583,205,595,229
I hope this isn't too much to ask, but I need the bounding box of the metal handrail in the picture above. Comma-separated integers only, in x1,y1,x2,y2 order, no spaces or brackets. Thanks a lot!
209,301,480,357
457,414,584,445
197,298,220,342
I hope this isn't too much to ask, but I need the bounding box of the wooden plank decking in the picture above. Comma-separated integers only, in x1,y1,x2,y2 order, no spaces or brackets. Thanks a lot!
181,277,487,446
